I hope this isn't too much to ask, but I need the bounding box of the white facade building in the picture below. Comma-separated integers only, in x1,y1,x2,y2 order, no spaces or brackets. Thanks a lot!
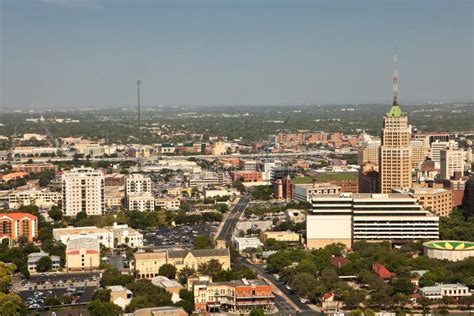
307,193,439,249
233,237,263,252
440,148,465,180
419,283,471,300
62,167,105,217
294,182,341,202
53,226,114,248
106,223,143,248
155,198,181,211
125,174,154,212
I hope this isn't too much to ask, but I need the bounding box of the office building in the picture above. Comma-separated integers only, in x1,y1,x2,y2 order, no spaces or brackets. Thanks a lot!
379,54,412,193
233,237,263,252
62,167,105,217
430,140,458,164
440,147,465,180
357,140,380,165
106,223,143,248
8,189,61,209
393,188,452,217
306,193,439,249
410,140,427,169
359,162,379,193
0,213,38,244
294,182,341,202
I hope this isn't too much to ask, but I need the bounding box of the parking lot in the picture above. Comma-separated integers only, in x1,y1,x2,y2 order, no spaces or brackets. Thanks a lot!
15,272,100,309
143,223,217,249
19,286,97,309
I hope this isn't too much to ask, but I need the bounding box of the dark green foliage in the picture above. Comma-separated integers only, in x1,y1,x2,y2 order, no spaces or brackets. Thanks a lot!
192,235,215,249
35,256,52,272
158,264,177,279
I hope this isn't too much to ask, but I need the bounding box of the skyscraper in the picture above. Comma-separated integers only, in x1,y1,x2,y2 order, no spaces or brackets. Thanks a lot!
379,52,412,193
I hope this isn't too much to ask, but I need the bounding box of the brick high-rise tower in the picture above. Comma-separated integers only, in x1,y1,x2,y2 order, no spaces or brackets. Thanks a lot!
379,51,412,193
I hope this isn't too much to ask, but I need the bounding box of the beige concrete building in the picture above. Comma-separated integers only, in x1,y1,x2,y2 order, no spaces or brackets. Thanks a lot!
379,104,412,193
410,140,427,169
293,182,341,202
133,248,231,279
393,188,453,217
8,189,61,209
65,237,100,272
107,285,133,309
440,147,465,180
357,140,380,165
155,198,181,211
260,231,301,244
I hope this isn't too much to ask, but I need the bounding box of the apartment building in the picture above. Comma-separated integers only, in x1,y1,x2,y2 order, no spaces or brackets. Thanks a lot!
0,213,38,244
306,193,439,249
133,248,231,279
125,174,154,212
125,174,152,195
62,167,105,217
127,194,155,212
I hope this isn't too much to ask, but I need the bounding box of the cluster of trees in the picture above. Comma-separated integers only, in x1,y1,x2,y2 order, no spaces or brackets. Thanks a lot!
0,262,26,315
266,241,474,310
439,209,474,241
251,185,273,201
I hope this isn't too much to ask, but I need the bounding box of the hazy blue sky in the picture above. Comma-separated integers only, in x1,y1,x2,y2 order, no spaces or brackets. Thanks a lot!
1,0,473,108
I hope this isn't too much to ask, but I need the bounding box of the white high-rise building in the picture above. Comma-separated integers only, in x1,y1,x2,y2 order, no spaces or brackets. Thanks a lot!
430,140,458,164
306,193,439,249
125,174,154,212
125,174,152,196
62,167,105,217
440,148,465,180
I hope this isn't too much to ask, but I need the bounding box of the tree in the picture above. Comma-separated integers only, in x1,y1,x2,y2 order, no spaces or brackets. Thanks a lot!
87,300,122,316
192,235,215,249
92,288,112,302
159,264,177,279
0,293,26,316
36,256,52,272
0,262,16,293
391,277,415,295
48,207,63,221
249,308,265,316
177,267,196,284
75,211,88,222
198,259,223,277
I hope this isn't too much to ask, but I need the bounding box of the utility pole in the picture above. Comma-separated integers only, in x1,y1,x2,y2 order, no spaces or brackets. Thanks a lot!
137,80,142,171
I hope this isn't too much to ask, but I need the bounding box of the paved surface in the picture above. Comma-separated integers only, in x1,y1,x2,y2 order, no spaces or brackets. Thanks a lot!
143,223,216,249
19,286,96,309
218,195,250,242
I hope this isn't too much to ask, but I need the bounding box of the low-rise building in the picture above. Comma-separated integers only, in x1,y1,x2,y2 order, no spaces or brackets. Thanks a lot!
419,283,471,300
293,182,341,202
192,278,274,313
233,237,263,252
53,226,114,249
260,231,301,244
27,251,61,273
155,198,180,211
65,237,100,272
12,163,58,174
151,276,183,302
285,209,306,223
8,189,61,209
133,306,188,316
231,171,263,183
107,285,133,310
106,223,143,248
133,248,231,279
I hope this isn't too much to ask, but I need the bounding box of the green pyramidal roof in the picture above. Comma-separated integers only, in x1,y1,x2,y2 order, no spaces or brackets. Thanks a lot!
386,103,404,117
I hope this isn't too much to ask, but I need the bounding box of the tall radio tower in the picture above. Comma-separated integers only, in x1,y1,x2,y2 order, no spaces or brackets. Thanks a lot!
392,48,398,106
137,79,142,171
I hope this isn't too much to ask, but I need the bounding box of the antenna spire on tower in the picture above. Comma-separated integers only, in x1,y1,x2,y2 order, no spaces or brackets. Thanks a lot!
137,79,142,171
392,47,398,106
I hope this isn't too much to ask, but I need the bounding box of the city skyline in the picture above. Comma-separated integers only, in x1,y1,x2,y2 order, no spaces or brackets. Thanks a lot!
1,0,473,108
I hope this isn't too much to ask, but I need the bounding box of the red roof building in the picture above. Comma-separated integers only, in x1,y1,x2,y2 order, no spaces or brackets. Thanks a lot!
330,256,350,268
0,213,38,244
372,263,393,280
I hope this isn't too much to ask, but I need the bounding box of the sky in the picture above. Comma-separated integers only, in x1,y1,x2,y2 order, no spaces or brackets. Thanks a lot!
1,0,473,108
